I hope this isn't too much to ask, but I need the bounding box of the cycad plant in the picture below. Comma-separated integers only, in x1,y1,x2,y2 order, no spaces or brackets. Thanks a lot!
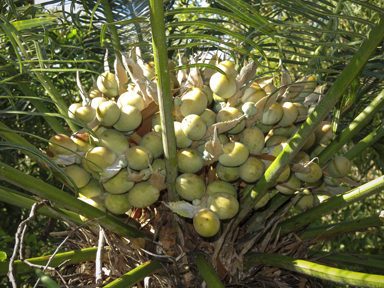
1,0,384,287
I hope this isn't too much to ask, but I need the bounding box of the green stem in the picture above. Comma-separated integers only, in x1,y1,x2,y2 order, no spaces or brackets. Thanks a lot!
232,15,384,231
100,0,122,51
318,89,384,167
275,176,384,237
194,253,225,288
149,0,179,203
0,247,98,276
344,122,384,160
244,253,384,287
0,186,84,226
103,260,164,288
308,251,384,272
300,215,383,241
0,162,151,240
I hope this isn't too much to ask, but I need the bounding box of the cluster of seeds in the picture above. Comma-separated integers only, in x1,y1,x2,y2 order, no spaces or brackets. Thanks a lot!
48,52,352,237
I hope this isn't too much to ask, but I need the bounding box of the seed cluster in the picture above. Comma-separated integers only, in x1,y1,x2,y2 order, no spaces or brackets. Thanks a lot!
48,54,351,237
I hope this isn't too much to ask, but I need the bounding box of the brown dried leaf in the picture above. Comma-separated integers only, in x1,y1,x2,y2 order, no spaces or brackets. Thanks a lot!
236,61,257,88
207,165,217,185
186,56,203,89
148,158,167,191
150,169,167,191
246,92,279,127
204,127,224,165
227,62,257,107
159,227,178,250
292,233,303,244
128,132,142,145
279,67,291,95
282,242,300,252
144,77,159,104
262,267,280,278
126,167,145,182
227,90,243,107
255,92,278,112
173,105,184,122
132,207,142,220
200,48,210,64
136,117,152,137
216,257,228,279
299,278,307,288
203,51,219,84
45,149,54,158
231,133,241,142
190,140,200,149
72,118,100,135
140,100,159,121
260,232,271,253
272,227,282,251
131,237,146,250
202,114,247,140
183,272,195,287
253,75,277,88
303,84,326,106
282,76,310,102
197,241,215,253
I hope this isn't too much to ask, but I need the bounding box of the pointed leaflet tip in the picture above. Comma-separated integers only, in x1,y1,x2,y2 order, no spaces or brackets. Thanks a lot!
126,166,145,182
76,71,90,106
163,201,206,218
236,61,257,88
202,114,247,140
144,77,159,105
185,54,203,89
104,49,110,73
120,51,154,106
135,46,144,67
203,126,224,165
114,54,129,95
